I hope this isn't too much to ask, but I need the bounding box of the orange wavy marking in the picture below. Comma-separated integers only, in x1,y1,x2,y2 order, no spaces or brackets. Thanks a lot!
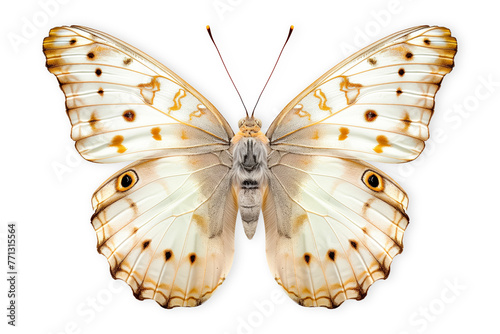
138,76,162,104
189,104,206,121
293,104,311,121
339,75,363,105
168,89,186,114
110,135,126,153
374,135,390,153
314,89,332,113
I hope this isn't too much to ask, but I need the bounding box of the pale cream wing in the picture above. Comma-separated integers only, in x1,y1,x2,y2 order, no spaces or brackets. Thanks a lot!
267,26,457,163
43,26,234,163
91,151,237,308
263,151,408,308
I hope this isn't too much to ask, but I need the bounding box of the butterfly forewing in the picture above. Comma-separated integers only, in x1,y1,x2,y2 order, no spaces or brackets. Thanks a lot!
267,26,457,163
43,26,233,163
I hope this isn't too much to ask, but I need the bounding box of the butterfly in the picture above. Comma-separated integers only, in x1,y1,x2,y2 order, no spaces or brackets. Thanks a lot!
43,25,456,308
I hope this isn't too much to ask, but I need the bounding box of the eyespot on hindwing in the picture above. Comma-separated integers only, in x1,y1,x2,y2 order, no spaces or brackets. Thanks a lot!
116,170,138,192
362,170,384,192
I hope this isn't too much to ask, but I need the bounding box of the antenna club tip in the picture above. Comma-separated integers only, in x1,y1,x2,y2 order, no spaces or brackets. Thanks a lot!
206,25,211,30
290,25,294,30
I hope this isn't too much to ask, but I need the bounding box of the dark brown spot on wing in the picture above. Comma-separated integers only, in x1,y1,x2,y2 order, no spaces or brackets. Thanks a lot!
424,38,431,45
402,112,412,130
189,253,196,264
95,68,102,76
123,57,132,65
396,88,403,96
362,203,370,216
362,198,375,216
165,250,172,261
98,88,104,96
405,52,413,60
328,250,335,261
127,199,139,215
89,111,99,131
350,240,358,249
304,253,311,264
365,110,377,122
142,240,151,249
87,52,95,59
398,68,405,76
69,39,76,45
123,109,135,122
368,57,377,65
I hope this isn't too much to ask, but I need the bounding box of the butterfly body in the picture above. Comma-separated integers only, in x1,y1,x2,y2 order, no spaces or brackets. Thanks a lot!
231,117,269,239
43,25,456,308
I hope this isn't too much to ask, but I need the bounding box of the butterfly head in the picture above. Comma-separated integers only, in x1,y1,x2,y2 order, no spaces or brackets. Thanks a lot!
238,117,262,133
232,117,267,145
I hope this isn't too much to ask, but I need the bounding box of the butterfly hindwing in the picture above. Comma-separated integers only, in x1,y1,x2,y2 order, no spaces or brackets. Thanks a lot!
267,26,457,163
43,26,233,163
263,152,408,308
91,151,237,308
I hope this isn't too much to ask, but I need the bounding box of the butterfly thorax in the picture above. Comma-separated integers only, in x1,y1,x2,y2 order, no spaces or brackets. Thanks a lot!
231,117,269,239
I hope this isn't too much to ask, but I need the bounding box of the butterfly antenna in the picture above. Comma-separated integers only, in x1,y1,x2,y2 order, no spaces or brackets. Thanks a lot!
251,25,294,117
206,25,249,117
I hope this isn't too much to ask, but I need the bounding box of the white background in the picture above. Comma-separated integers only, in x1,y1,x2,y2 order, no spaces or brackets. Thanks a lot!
1,0,499,333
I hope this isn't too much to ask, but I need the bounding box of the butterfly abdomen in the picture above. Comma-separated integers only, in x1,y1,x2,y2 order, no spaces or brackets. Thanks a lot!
232,136,268,239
